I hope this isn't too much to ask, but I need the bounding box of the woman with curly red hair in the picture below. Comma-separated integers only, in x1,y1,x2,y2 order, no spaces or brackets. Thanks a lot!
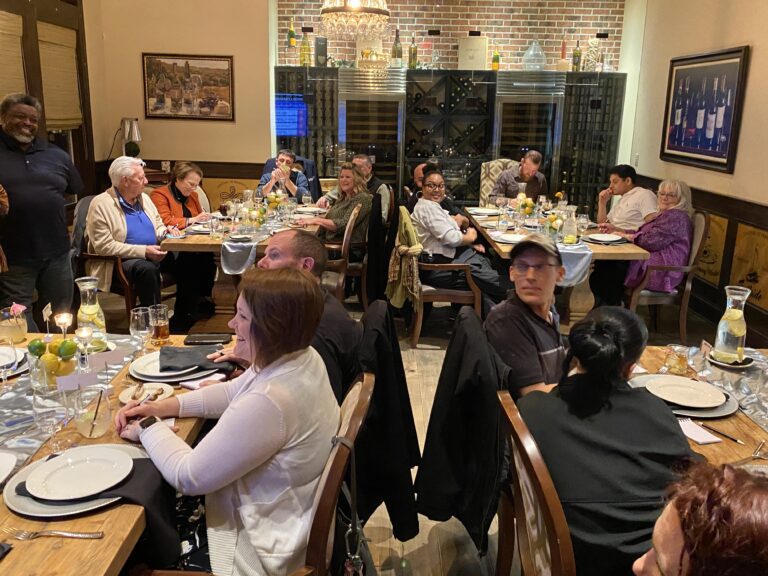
633,463,768,575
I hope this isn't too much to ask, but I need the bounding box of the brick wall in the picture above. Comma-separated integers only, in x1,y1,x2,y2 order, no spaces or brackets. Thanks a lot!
277,0,625,69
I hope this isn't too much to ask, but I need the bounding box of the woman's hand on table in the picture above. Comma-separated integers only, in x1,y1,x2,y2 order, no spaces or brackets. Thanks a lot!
190,213,211,224
115,397,180,436
597,222,618,233
207,347,249,380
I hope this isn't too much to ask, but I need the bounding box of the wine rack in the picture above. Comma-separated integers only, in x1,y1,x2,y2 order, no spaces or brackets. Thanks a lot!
274,66,338,177
560,72,627,217
343,99,401,186
404,70,496,204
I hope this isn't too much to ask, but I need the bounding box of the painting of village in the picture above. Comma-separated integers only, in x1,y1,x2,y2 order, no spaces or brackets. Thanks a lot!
143,53,234,121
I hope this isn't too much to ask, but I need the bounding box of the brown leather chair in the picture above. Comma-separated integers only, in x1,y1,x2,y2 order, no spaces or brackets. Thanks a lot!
626,210,709,344
321,203,364,303
496,391,576,576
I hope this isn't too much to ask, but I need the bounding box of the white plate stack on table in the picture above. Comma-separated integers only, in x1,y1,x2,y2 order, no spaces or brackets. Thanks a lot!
466,207,501,216
128,351,217,384
583,233,628,245
295,206,326,215
489,232,528,244
629,374,739,419
0,347,28,379
186,223,212,235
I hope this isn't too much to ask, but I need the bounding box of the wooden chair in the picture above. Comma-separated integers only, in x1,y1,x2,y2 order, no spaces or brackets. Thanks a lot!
151,375,374,576
626,210,710,344
410,259,482,347
72,196,176,318
321,203,364,303
496,391,576,576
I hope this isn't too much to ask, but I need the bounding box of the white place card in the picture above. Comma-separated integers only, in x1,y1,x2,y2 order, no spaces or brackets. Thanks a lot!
92,349,127,369
57,371,99,391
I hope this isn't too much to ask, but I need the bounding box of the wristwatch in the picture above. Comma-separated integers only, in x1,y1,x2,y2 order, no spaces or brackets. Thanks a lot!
139,416,160,430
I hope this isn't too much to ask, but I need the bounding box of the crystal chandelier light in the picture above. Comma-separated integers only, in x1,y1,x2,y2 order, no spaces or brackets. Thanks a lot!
320,0,390,40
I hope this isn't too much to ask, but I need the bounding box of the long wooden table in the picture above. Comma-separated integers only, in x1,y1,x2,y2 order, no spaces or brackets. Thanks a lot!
466,212,649,326
0,334,215,576
641,346,768,464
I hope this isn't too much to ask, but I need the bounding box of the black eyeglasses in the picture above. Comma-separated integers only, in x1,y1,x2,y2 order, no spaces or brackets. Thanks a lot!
424,182,446,191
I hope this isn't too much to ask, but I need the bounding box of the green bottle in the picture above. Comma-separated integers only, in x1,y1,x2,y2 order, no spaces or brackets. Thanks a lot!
408,34,418,69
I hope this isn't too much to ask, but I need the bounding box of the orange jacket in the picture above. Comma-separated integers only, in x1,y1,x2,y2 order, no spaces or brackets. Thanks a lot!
150,184,203,229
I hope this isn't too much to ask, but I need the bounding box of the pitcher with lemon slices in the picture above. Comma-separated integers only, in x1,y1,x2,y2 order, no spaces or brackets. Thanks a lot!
75,277,108,350
712,285,750,364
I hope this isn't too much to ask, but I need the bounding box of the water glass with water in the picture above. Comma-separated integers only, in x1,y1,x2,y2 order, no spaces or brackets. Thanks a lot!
32,380,67,453
130,307,151,354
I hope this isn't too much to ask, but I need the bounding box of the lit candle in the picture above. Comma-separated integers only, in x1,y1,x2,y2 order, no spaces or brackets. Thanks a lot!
75,327,93,342
54,313,73,338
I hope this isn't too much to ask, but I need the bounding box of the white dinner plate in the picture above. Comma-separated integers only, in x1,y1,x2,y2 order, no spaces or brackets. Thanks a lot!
119,383,175,404
227,235,253,243
187,224,211,234
630,375,739,418
296,206,325,214
130,351,199,378
25,445,134,501
467,207,501,216
707,353,754,370
0,348,25,369
479,221,499,229
129,364,217,383
3,444,146,518
644,375,726,409
492,233,528,244
587,233,623,243
0,450,17,486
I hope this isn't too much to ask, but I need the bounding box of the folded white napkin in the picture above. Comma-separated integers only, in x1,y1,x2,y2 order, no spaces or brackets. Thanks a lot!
180,372,227,390
678,419,722,444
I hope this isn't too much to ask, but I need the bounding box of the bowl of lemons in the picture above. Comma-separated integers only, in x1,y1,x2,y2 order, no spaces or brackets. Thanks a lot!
27,338,79,386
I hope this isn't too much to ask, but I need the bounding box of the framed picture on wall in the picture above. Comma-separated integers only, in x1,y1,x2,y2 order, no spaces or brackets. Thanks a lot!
659,46,749,173
142,53,234,121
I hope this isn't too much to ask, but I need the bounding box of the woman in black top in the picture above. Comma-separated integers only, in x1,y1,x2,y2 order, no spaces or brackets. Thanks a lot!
517,307,696,576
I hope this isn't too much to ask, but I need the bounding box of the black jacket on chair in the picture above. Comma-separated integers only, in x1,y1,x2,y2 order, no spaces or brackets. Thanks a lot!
356,300,421,541
415,306,511,553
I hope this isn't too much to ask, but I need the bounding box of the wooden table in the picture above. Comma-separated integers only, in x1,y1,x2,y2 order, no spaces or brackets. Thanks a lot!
641,346,768,464
0,335,210,576
466,212,649,326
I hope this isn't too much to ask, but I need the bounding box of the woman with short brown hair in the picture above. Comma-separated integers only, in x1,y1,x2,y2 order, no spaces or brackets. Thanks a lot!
115,267,339,575
151,160,209,230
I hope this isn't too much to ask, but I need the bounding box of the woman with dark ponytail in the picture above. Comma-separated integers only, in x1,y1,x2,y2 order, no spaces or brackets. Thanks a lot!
518,307,696,576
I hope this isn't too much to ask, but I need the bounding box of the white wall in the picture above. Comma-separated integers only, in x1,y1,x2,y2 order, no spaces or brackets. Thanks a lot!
628,0,768,205
617,0,647,165
82,0,272,163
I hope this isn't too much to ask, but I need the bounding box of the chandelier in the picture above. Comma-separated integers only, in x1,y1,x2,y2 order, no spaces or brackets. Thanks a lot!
320,0,390,40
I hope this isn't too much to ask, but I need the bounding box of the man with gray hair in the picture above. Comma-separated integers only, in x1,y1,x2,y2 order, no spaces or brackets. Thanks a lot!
491,149,549,198
0,93,84,329
86,156,180,317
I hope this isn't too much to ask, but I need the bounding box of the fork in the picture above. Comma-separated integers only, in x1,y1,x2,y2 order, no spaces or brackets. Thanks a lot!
0,526,103,540
729,440,767,466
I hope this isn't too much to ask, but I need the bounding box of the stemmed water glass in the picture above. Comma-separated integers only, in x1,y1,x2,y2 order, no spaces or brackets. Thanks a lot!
301,194,312,207
577,214,590,237
536,195,547,217
129,307,151,355
0,337,18,389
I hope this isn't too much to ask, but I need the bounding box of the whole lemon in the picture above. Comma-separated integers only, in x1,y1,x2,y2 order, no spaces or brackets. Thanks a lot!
47,338,63,356
27,338,47,358
58,339,78,360
40,352,60,375
58,358,76,376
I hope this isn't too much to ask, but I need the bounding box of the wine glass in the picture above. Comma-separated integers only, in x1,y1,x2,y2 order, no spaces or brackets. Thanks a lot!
0,337,18,389
577,214,590,237
32,384,67,453
301,194,312,207
130,306,151,355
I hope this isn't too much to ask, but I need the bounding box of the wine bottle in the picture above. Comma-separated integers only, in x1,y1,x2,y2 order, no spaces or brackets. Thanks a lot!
287,17,296,48
719,88,733,153
299,28,312,67
560,35,567,60
408,34,418,69
713,74,727,150
572,40,582,72
391,29,403,68
492,48,500,71
705,77,719,147
682,76,691,146
695,77,707,147
672,78,685,145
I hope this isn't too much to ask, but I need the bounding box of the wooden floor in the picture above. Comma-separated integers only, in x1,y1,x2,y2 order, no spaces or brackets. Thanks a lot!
99,293,715,575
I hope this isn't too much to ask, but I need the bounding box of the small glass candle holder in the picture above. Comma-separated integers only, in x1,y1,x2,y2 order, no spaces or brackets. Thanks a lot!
54,313,73,339
75,326,93,371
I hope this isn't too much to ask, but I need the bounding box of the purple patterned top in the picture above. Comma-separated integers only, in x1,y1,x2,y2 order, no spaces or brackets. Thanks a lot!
624,208,693,293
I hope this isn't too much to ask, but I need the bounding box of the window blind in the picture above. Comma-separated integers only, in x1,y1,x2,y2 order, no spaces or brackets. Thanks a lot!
37,21,82,130
0,11,26,97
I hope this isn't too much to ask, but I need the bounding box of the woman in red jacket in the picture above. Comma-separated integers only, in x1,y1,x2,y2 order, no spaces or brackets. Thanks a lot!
150,161,215,330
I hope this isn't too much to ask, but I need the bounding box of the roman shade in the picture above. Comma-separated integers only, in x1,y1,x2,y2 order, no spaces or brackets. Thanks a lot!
0,11,26,97
37,21,82,129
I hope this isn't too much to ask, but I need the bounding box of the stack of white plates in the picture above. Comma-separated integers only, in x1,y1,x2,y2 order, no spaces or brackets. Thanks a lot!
466,207,501,216
630,374,738,418
0,348,28,378
129,351,217,383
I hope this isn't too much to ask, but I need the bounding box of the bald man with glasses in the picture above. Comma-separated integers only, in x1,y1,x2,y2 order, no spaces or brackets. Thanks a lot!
484,234,566,397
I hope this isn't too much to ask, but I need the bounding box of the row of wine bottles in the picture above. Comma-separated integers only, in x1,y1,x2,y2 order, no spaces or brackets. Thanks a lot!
669,73,733,152
389,29,419,69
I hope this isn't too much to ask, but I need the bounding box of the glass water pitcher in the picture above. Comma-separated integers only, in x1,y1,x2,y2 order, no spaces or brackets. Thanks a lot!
712,285,750,363
75,276,107,343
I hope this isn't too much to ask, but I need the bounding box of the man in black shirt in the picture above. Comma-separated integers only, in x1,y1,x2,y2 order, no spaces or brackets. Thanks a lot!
0,94,84,329
484,233,566,396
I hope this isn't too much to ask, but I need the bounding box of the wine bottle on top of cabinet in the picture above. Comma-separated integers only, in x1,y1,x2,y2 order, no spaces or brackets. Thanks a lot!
408,34,418,69
391,29,403,68
705,76,719,148
694,77,707,147
572,40,582,72
300,28,312,67
287,17,296,48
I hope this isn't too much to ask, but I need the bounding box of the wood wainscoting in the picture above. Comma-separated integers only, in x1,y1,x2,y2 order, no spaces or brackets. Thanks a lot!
636,175,768,348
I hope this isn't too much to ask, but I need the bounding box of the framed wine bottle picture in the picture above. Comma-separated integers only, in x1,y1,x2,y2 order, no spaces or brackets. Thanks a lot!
659,46,749,173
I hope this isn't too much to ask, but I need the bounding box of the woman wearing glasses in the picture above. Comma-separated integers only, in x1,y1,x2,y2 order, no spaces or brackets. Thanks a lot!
617,180,694,295
410,166,511,313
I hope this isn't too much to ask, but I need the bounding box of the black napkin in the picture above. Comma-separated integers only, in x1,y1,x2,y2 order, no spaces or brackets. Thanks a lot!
16,458,181,566
159,345,236,374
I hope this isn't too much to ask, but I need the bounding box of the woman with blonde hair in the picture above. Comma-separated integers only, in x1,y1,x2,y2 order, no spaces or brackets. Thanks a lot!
115,267,339,575
620,179,694,293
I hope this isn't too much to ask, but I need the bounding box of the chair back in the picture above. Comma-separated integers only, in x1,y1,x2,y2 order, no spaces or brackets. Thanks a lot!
70,195,96,276
480,158,518,207
497,391,576,576
195,186,211,213
302,374,375,575
323,203,363,301
688,210,709,268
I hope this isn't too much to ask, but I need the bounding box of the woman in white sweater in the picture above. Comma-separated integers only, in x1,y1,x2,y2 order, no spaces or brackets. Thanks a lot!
115,267,340,575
